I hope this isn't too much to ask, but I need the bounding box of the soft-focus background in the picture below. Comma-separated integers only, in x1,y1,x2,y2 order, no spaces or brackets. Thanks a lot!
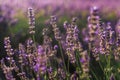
0,0,120,59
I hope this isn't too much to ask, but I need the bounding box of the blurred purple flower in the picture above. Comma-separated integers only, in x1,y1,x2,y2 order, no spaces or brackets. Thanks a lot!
54,45,58,50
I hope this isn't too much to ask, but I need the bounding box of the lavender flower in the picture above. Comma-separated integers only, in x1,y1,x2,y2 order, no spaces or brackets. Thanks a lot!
87,6,100,41
99,23,114,55
28,7,35,35
80,50,90,78
33,45,47,75
4,37,18,69
50,16,61,41
18,43,26,65
57,68,66,80
4,37,14,56
85,6,102,60
70,72,78,80
26,38,34,54
1,59,15,80
17,72,27,80
47,67,56,79
65,18,82,63
88,7,100,46
114,20,120,61
42,27,57,57
115,19,120,34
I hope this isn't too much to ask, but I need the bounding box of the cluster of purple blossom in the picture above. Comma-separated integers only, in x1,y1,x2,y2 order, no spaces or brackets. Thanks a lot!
1,7,120,80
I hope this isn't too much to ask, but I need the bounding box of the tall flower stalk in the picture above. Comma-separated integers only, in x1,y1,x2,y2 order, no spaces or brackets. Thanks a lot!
50,16,67,75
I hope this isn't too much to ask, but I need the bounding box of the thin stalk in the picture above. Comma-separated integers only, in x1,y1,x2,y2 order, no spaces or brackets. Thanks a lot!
90,68,99,80
32,35,35,43
104,55,109,79
90,62,99,80
32,35,37,49
76,50,83,79
106,48,112,80
98,61,104,73
67,57,70,78
108,55,111,76
58,42,67,73
107,51,112,79
75,51,81,71
88,43,98,80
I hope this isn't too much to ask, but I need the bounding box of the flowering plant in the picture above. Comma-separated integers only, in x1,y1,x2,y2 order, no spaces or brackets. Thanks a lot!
1,7,120,80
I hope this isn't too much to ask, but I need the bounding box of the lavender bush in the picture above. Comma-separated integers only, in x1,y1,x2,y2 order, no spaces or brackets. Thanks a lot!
1,7,120,80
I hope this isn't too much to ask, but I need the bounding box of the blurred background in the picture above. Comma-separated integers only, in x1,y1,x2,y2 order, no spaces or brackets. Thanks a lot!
0,0,120,58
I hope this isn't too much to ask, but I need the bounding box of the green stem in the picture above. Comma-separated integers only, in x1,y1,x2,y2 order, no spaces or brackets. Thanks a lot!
88,43,98,80
90,68,99,80
32,35,37,48
90,63,99,80
106,48,112,80
98,61,104,73
76,50,83,79
67,57,70,78
75,52,80,68
32,35,35,42
58,42,67,72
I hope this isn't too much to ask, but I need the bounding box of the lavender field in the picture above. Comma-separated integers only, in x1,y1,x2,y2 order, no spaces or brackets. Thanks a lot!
0,0,120,80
